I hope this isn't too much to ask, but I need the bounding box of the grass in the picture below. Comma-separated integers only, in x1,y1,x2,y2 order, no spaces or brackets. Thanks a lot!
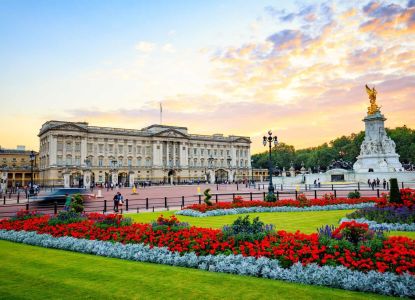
128,210,415,239
0,240,400,300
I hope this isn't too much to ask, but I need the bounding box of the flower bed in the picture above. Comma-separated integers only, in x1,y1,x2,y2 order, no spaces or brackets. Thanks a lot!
1,212,415,297
184,197,381,213
1,230,414,297
177,203,377,217
340,217,415,231
341,189,415,232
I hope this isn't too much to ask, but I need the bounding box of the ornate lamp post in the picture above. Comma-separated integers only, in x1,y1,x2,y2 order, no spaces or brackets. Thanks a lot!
29,151,35,196
263,131,278,199
250,159,254,183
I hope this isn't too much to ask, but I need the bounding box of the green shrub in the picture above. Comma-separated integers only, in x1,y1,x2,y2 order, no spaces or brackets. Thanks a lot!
389,178,402,204
222,215,274,243
203,189,213,206
265,193,277,202
48,211,87,225
347,191,361,199
70,193,84,213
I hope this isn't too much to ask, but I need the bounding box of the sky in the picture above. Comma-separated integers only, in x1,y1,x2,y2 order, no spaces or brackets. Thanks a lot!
0,0,414,154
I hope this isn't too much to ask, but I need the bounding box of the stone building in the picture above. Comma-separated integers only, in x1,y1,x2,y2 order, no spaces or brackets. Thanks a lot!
0,146,39,190
38,121,251,187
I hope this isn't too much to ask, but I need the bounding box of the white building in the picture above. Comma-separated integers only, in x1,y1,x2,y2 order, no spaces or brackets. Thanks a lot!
38,121,251,187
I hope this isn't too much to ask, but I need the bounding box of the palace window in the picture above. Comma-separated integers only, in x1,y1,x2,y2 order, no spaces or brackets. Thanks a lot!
75,156,81,165
108,144,113,153
118,145,123,153
57,156,63,166
66,142,72,151
128,158,132,167
87,143,93,152
66,155,72,165
98,144,104,153
136,157,142,166
75,143,81,151
57,142,63,151
98,157,103,167
128,145,132,153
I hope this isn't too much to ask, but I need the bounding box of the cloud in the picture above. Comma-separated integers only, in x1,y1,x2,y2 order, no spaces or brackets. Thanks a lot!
267,29,311,50
135,41,156,53
161,43,175,53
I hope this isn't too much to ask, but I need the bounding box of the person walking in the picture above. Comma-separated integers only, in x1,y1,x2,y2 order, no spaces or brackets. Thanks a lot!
371,180,376,190
368,178,371,187
113,193,119,212
383,179,387,189
376,178,380,187
117,192,124,214
64,193,72,211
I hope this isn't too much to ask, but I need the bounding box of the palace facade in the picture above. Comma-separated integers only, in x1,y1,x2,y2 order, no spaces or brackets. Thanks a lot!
38,121,252,187
0,146,39,189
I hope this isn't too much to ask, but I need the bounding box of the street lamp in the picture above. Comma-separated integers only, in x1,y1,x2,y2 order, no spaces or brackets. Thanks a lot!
263,130,278,200
29,151,35,196
250,159,254,183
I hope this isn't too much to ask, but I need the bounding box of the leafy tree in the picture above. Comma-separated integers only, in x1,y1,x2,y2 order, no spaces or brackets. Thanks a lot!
251,126,414,170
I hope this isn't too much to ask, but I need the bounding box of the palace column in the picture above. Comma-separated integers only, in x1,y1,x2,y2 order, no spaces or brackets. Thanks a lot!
172,141,176,167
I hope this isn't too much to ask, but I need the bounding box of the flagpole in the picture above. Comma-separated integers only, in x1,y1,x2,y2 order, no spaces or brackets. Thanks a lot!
160,102,162,125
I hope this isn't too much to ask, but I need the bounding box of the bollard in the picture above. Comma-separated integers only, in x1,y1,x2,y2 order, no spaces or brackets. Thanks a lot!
331,184,334,191
387,182,389,190
3,196,5,205
295,190,298,200
358,182,360,191
236,183,239,191
182,196,185,207
17,193,20,204
281,184,283,191
198,195,201,204
104,200,107,213
152,206,154,212
334,190,337,199
26,203,29,210
232,193,235,201
377,189,380,198
250,192,252,201
263,192,266,201
146,198,149,210
164,197,167,208
126,199,129,211
314,190,317,199
276,190,279,201
305,184,307,191
402,182,404,189
258,185,260,191
54,202,57,214
215,194,218,203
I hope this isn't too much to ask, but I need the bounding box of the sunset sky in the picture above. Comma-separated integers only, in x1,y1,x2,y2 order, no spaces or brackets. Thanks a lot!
0,0,414,154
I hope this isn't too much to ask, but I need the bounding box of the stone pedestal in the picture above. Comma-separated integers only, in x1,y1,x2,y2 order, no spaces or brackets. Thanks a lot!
353,112,403,173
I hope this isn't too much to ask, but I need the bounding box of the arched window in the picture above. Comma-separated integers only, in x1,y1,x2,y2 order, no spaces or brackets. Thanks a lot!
66,155,72,165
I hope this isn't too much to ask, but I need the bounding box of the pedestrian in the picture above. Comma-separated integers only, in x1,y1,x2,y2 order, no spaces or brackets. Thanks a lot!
64,193,72,211
117,192,124,214
383,179,387,189
368,178,371,187
371,180,376,190
113,193,119,212
376,178,380,187
317,178,321,188
313,179,317,187
110,182,114,191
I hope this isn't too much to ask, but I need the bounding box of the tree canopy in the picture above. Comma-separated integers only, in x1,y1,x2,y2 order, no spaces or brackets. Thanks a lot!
252,126,415,171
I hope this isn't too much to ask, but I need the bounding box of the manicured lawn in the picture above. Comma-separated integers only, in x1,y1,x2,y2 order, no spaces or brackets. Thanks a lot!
0,240,399,300
128,210,415,239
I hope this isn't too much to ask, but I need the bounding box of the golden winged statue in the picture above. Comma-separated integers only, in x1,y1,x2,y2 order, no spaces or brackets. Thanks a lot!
365,84,380,115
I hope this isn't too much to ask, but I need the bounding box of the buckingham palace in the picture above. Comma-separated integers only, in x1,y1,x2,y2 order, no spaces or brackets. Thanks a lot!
37,120,252,187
